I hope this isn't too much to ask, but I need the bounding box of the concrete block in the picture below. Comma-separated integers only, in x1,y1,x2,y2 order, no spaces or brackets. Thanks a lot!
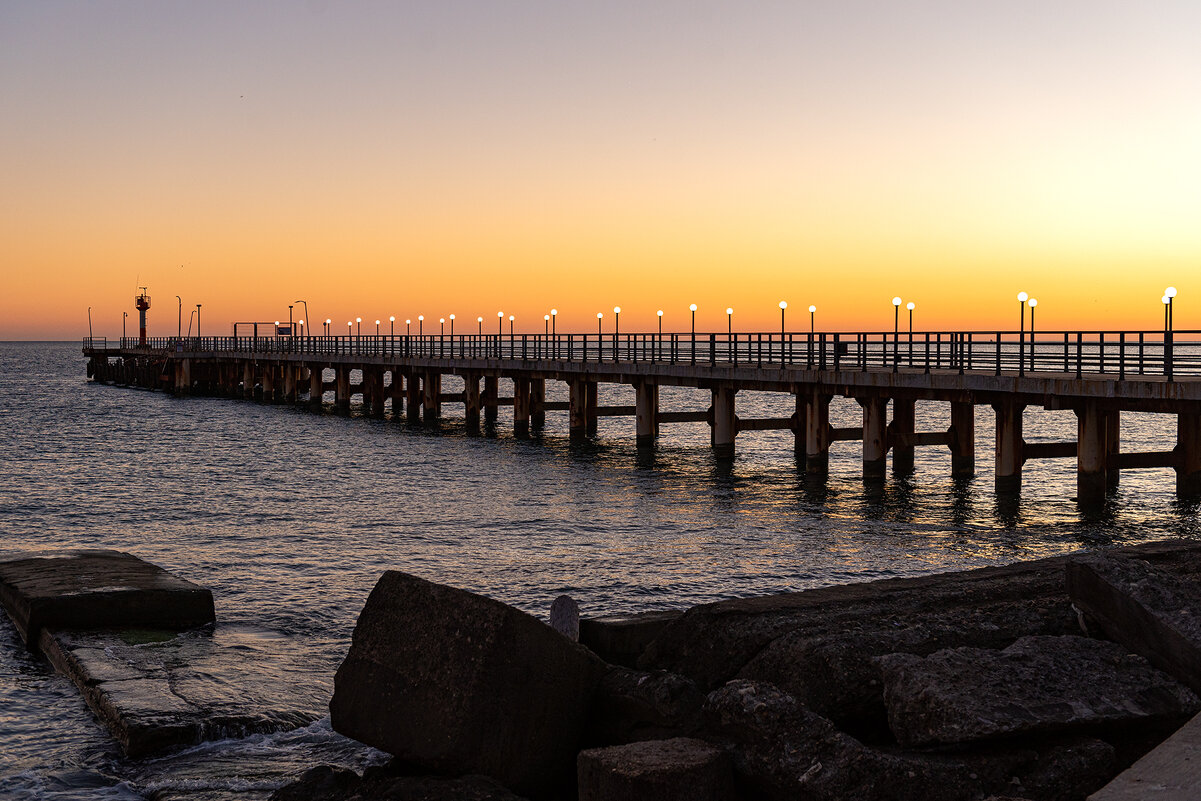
0,549,214,647
330,571,606,799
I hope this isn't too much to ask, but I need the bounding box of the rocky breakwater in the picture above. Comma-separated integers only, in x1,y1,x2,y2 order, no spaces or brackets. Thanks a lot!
277,539,1201,801
0,549,314,757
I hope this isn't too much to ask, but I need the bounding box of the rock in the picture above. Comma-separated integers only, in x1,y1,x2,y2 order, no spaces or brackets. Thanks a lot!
585,667,704,745
1068,553,1201,695
269,766,529,801
877,635,1200,748
703,679,1115,801
551,595,580,641
577,737,733,801
329,571,606,799
0,549,214,647
736,601,1079,738
640,555,1086,691
580,610,683,668
640,541,1201,694
269,765,360,801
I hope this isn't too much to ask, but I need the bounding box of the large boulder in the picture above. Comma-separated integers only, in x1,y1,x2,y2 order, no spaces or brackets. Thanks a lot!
329,571,606,799
877,635,1199,748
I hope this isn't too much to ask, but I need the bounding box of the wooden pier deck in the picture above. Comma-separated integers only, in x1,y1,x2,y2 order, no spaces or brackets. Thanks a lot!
83,329,1201,502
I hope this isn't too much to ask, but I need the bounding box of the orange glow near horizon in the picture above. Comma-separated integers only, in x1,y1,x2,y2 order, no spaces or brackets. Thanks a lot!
3,4,1199,339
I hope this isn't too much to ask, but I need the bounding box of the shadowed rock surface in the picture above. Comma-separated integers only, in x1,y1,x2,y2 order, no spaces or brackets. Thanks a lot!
703,679,1115,801
330,571,606,800
584,666,704,746
878,635,1200,747
0,549,214,647
640,541,1201,738
577,737,733,801
270,764,530,801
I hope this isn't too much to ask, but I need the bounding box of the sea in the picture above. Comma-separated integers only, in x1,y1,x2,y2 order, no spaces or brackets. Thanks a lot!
1,340,1198,799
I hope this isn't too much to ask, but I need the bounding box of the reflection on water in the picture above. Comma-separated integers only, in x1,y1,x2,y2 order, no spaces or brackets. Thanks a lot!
0,342,1198,799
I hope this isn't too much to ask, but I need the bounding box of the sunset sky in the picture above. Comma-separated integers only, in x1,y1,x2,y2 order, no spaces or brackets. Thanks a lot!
2,1,1199,339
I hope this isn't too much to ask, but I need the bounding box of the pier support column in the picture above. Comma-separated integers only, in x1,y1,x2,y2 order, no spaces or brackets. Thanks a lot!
262,366,276,404
530,378,545,431
422,371,441,424
513,377,531,437
950,402,975,478
635,381,659,448
406,372,423,423
309,365,323,407
860,397,889,480
891,398,915,475
1177,413,1201,498
569,380,588,440
993,401,1025,492
710,386,737,459
1106,410,1121,487
390,370,405,417
483,376,499,424
586,381,599,435
464,374,481,435
1076,402,1108,504
370,368,386,417
242,361,254,399
335,366,350,412
805,390,831,475
792,391,808,460
283,365,298,404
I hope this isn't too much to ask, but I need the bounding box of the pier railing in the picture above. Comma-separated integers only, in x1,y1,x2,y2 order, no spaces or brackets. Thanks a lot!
98,330,1201,379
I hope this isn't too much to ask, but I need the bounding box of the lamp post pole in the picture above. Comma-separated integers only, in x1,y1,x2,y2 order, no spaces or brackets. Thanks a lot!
123,312,127,340
88,306,93,342
196,304,201,339
597,312,603,336
778,301,787,334
390,316,395,336
1017,291,1028,375
449,314,455,337
808,305,815,334
891,297,901,371
726,307,732,336
689,304,697,365
1028,299,1037,371
176,296,182,339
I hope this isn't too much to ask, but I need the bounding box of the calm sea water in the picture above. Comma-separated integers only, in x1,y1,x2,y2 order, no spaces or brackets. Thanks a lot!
1,341,1198,799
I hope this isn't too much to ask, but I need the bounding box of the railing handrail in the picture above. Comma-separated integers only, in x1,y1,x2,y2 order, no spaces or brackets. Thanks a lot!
83,329,1201,381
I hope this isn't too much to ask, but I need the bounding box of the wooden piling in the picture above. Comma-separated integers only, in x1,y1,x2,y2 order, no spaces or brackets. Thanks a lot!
950,401,975,478
861,397,889,479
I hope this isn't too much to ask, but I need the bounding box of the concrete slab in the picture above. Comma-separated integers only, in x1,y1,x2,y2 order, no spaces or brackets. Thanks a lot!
0,549,214,647
40,628,315,757
1089,711,1201,800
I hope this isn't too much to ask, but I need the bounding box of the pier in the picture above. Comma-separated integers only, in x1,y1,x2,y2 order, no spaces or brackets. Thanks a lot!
84,329,1201,502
